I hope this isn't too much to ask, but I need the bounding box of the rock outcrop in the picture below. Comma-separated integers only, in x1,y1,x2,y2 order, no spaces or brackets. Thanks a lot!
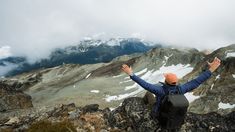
0,82,33,112
0,97,234,131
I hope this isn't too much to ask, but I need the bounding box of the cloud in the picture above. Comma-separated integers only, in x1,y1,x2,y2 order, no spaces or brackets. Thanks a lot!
0,46,12,59
0,63,18,77
0,0,235,61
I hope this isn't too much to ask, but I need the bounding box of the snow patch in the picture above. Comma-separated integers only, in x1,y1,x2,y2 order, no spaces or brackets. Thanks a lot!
85,73,91,79
134,64,193,85
218,102,235,109
184,92,200,103
210,83,215,90
113,74,124,78
109,107,115,111
232,74,235,78
135,68,148,76
215,75,220,80
211,75,220,90
104,88,143,102
5,117,20,125
226,52,235,58
159,64,193,78
79,48,88,52
125,83,138,90
90,90,100,93
105,95,118,102
163,54,173,65
119,79,132,84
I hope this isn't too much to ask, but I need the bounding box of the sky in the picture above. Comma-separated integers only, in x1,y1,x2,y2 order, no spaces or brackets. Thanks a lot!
0,0,235,61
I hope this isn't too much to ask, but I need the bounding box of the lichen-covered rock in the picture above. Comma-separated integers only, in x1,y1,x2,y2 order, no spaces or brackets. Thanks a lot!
105,97,234,132
0,97,234,132
81,104,100,113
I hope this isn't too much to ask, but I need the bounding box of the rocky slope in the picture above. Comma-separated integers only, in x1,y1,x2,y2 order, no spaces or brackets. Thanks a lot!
181,44,235,114
0,81,33,112
0,97,234,132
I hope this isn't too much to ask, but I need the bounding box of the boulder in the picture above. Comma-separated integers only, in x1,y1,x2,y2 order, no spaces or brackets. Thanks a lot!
0,82,33,112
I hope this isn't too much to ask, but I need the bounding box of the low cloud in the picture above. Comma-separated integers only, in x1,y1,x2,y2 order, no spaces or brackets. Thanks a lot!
0,63,18,77
0,46,12,59
0,0,235,62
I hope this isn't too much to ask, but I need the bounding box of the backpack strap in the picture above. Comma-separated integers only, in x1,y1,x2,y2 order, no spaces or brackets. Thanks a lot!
162,85,169,95
161,83,181,95
176,85,182,94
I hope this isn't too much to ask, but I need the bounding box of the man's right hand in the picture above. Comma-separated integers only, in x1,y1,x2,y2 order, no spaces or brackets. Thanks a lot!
207,57,221,72
122,64,133,75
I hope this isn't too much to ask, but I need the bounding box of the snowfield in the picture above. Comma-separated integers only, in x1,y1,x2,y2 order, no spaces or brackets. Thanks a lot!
105,64,193,102
218,102,235,109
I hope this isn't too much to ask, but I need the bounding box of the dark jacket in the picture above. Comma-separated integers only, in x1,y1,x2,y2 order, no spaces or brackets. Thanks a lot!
130,70,212,113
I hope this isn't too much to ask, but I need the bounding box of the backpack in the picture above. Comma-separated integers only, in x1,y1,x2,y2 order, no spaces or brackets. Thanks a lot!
159,85,189,129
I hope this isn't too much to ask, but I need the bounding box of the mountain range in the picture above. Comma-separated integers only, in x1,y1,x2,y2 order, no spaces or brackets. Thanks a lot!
1,43,234,113
0,38,160,77
0,42,234,131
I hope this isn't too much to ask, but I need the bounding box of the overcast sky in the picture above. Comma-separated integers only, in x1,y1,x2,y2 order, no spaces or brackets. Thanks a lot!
0,0,235,61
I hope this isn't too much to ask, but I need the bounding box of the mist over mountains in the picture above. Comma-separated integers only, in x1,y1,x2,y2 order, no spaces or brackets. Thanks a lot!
0,38,160,77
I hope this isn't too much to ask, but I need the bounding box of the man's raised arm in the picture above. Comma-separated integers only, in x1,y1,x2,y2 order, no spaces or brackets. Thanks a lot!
180,57,221,94
121,64,163,95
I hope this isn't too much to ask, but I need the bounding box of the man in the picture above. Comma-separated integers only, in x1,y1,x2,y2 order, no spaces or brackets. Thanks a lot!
121,57,221,127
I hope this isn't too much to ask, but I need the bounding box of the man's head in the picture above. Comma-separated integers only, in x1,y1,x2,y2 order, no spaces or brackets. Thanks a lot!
164,73,178,85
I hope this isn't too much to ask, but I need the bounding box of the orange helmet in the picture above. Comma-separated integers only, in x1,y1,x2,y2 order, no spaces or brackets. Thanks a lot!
164,73,178,85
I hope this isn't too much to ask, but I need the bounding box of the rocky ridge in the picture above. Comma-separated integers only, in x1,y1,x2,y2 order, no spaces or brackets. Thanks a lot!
0,97,234,132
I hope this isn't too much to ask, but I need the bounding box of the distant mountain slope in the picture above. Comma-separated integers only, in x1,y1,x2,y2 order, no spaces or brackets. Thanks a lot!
0,57,26,66
0,57,27,76
3,38,160,77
